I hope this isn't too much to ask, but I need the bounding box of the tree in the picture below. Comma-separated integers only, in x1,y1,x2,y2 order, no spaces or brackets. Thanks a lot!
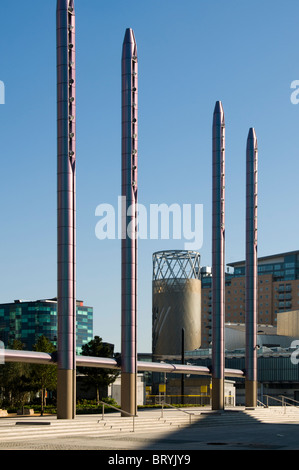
79,336,119,404
30,336,57,415
0,339,31,409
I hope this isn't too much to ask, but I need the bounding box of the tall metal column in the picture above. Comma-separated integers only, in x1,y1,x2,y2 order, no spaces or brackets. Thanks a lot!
245,128,258,407
56,0,76,419
211,101,225,410
121,28,138,416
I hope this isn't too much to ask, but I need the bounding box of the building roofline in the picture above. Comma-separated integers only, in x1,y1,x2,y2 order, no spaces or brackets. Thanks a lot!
227,250,299,267
5,298,89,307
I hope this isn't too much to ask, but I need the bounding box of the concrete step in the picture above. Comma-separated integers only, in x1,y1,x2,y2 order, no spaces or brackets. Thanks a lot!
1,406,299,442
0,416,194,441
244,407,299,423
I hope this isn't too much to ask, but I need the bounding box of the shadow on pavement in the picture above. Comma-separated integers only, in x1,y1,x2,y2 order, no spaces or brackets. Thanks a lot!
138,409,299,450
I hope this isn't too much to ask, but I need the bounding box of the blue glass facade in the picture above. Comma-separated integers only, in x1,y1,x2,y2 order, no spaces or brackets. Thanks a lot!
202,251,299,288
0,298,93,354
231,252,299,282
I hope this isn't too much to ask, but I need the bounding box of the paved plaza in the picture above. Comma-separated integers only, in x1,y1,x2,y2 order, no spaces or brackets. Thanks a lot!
0,407,299,452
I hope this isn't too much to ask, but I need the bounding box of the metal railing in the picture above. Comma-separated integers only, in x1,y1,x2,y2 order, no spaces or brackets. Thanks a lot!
160,400,196,425
279,395,299,409
263,394,299,414
147,394,211,407
147,394,235,407
264,394,285,408
257,399,267,408
98,400,136,432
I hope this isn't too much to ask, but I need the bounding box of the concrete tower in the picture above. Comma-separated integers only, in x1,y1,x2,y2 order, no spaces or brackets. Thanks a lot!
121,28,138,416
212,101,225,410
152,250,201,359
56,0,76,419
245,128,258,407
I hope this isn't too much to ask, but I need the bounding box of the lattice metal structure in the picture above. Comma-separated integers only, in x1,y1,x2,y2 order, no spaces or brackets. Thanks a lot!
153,250,201,283
152,251,201,358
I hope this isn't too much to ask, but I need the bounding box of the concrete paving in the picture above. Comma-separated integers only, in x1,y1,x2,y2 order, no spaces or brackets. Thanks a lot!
0,407,299,451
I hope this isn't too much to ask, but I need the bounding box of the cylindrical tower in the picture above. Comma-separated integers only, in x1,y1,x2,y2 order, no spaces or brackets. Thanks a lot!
121,28,138,416
245,128,258,407
56,0,76,419
152,250,201,360
211,101,225,410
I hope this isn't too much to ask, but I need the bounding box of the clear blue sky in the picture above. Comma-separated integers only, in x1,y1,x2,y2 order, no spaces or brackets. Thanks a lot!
0,0,299,352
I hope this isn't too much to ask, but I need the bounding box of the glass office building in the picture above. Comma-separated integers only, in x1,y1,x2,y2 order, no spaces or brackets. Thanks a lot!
228,251,299,282
0,298,93,354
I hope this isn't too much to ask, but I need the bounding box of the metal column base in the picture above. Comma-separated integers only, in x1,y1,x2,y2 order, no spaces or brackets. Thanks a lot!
245,380,257,408
212,378,224,410
121,372,137,416
57,369,76,419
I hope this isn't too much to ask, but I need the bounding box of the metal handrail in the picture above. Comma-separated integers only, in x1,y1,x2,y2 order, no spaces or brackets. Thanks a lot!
279,395,299,409
264,394,284,407
97,400,136,432
263,394,288,414
160,400,196,425
257,399,267,408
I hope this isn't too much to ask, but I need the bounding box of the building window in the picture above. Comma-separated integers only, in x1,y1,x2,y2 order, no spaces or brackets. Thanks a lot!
285,262,295,268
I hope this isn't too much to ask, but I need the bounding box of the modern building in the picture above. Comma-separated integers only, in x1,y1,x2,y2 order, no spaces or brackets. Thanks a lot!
185,343,299,406
201,250,299,348
0,298,93,354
